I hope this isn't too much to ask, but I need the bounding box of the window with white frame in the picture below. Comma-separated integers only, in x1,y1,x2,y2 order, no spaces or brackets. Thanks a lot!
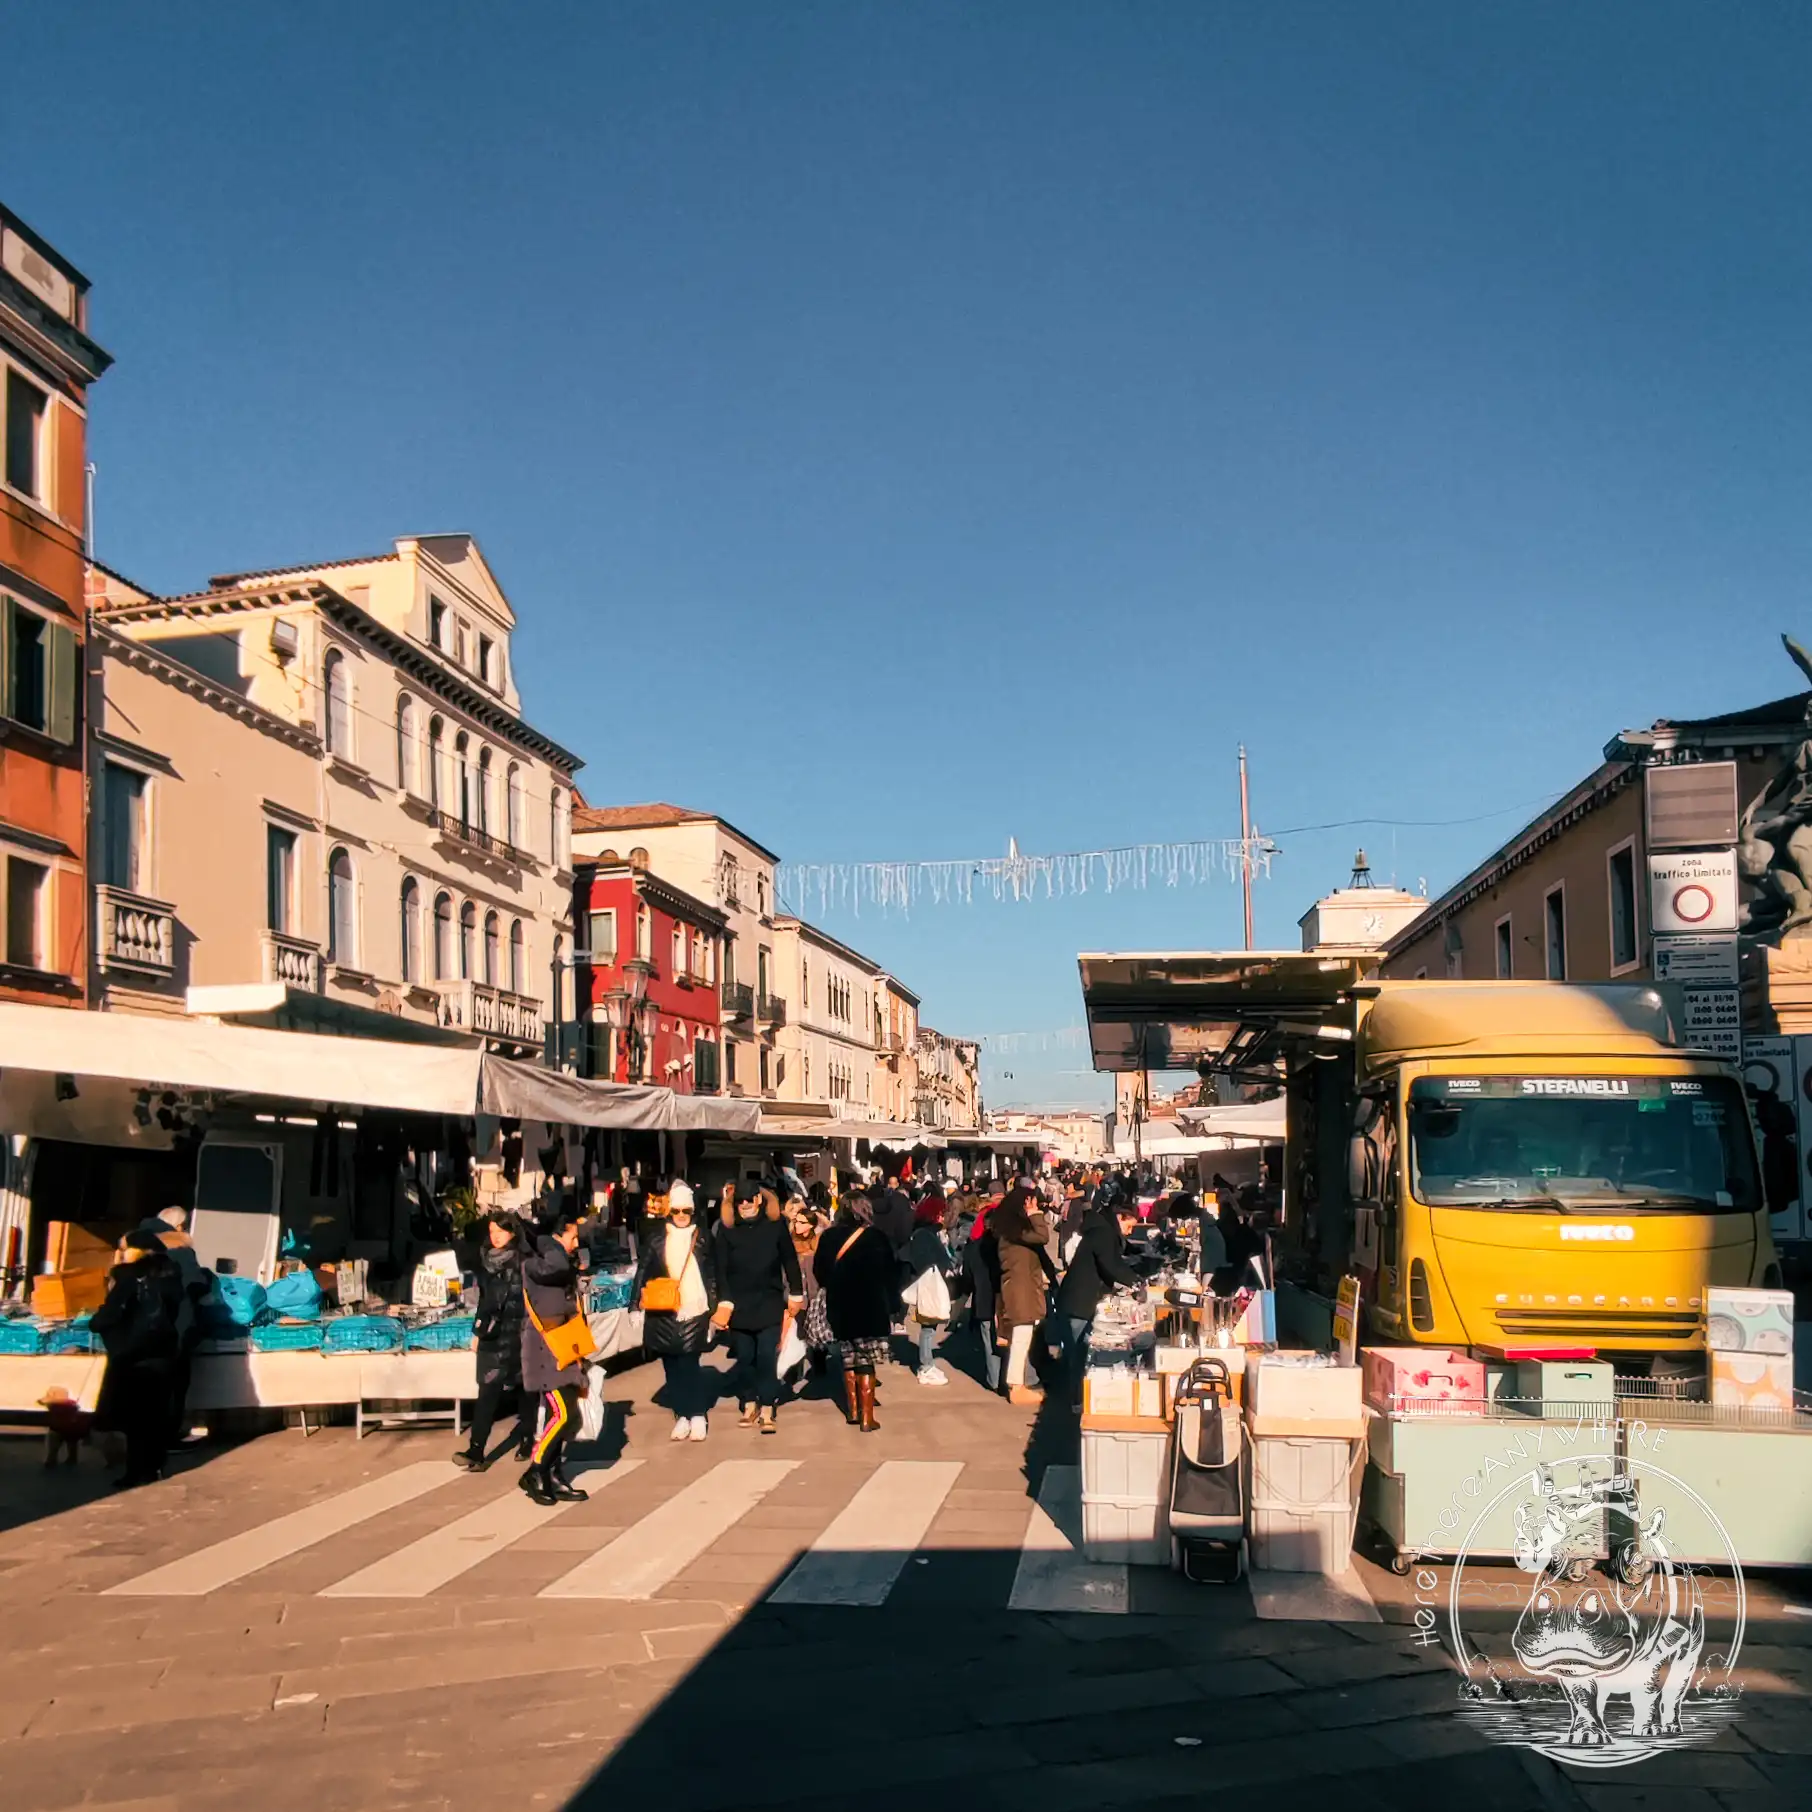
100,762,149,893
5,854,47,969
635,903,651,961
327,848,358,966
459,901,476,979
1608,841,1639,971
671,922,684,978
266,825,297,934
509,919,524,994
433,891,453,980
427,717,445,807
484,910,500,987
429,597,448,651
395,694,417,794
1545,885,1567,982
476,747,493,834
323,649,352,757
1495,914,1514,980
400,878,422,983
588,908,617,964
506,764,522,849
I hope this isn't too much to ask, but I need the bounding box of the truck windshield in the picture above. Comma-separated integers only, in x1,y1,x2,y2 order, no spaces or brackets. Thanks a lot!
1407,1076,1760,1213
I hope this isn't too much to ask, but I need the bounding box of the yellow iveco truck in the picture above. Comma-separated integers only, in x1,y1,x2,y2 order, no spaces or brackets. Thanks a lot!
1324,982,1777,1356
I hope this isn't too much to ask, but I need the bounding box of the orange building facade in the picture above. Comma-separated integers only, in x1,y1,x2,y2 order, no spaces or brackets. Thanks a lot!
0,205,111,1006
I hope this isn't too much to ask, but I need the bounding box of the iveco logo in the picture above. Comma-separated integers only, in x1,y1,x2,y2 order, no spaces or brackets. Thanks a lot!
1559,1225,1636,1241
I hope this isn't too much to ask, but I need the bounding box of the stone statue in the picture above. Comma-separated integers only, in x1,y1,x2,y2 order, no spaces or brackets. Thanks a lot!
1737,635,1812,942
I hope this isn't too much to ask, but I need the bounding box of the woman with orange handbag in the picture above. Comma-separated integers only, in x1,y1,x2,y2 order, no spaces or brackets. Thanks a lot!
633,1180,718,1441
520,1207,595,1506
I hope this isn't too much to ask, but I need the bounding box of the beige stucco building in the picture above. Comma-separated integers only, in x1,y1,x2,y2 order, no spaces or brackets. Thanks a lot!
873,974,920,1122
771,916,882,1111
914,1026,981,1130
85,536,579,1052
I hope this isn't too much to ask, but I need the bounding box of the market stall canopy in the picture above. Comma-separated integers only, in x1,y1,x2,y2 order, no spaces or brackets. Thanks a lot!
1174,1097,1287,1141
757,1107,947,1147
1077,950,1375,1079
0,999,485,1123
665,1093,763,1135
476,1059,761,1133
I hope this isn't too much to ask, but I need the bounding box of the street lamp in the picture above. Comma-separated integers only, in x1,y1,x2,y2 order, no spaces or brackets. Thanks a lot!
602,960,656,1081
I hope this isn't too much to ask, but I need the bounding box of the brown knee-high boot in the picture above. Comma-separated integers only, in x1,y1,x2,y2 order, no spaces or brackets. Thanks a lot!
856,1370,880,1433
841,1369,861,1427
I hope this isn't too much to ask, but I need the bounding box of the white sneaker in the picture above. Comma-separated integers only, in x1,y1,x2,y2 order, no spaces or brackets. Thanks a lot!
687,1416,709,1440
670,1416,691,1441
917,1366,950,1387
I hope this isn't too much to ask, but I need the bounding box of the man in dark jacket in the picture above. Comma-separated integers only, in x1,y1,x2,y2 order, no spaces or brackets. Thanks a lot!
520,1210,590,1506
91,1236,186,1490
1054,1187,1143,1411
455,1212,535,1471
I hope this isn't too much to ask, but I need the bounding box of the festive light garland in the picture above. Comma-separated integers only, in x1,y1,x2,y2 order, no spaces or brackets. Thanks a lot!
778,835,1271,918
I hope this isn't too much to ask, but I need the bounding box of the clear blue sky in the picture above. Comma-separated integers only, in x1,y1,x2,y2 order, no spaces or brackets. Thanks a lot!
9,3,1809,1105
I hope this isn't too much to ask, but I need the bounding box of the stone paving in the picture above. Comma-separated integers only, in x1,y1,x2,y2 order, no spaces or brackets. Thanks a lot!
0,1337,1805,1812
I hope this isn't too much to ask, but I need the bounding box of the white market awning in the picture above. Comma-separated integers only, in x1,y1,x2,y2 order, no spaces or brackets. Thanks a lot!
479,1059,760,1133
1174,1097,1287,1141
0,999,485,1119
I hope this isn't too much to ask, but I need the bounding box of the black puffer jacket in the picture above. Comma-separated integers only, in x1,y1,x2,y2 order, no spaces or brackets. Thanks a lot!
473,1230,527,1364
712,1213,803,1334
1055,1207,1142,1322
521,1233,582,1394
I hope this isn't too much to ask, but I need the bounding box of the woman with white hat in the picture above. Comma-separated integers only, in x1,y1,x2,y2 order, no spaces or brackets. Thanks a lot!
633,1180,718,1440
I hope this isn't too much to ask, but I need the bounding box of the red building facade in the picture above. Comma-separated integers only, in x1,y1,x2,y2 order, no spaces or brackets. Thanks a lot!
575,860,726,1092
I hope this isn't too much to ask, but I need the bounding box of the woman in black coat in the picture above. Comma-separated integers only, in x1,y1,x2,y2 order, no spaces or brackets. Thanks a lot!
91,1236,186,1490
814,1196,897,1432
711,1181,804,1434
455,1213,535,1471
520,1212,589,1506
634,1184,718,1441
962,1221,1003,1393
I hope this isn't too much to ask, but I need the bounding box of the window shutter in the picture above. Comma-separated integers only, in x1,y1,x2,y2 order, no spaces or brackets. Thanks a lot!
47,620,77,743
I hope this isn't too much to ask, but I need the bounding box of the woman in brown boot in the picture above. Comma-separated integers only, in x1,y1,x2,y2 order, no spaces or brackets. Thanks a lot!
815,1193,895,1433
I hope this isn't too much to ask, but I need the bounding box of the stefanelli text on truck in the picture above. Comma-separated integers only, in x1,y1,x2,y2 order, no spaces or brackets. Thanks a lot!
1077,957,1779,1360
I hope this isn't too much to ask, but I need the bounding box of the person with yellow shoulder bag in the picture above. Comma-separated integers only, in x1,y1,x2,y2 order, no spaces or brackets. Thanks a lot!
520,1206,595,1506
633,1180,718,1441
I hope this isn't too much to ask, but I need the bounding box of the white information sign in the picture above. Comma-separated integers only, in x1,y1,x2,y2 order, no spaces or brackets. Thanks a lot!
1747,1037,1803,1244
1653,932,1741,987
1680,987,1742,1060
1648,850,1738,935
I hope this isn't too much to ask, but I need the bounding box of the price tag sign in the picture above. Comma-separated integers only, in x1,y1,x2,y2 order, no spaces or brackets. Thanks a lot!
1333,1274,1362,1367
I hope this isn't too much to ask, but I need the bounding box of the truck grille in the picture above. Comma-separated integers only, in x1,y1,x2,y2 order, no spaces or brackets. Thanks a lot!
1492,1306,1701,1343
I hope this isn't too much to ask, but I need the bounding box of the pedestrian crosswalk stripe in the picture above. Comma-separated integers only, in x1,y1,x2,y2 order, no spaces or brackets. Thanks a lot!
1006,1464,1129,1615
539,1460,798,1601
767,1460,964,1607
318,1462,645,1598
105,1462,456,1598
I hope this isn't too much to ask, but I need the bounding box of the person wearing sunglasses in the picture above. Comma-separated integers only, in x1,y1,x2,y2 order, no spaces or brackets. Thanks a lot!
634,1180,718,1441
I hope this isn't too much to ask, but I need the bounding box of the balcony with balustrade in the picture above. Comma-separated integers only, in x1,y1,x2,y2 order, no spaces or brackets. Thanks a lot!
95,886,176,979
261,930,322,991
721,979,755,1022
432,978,543,1047
757,992,786,1026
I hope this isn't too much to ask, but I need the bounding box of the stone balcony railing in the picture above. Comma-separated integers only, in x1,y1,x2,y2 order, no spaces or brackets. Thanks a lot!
262,930,322,991
433,978,542,1045
95,885,175,978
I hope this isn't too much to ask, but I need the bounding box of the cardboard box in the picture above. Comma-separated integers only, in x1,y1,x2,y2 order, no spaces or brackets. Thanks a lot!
1709,1350,1795,1412
32,1269,110,1319
1361,1346,1485,1412
45,1222,118,1273
1245,1351,1364,1423
1704,1287,1794,1358
1084,1371,1136,1417
1133,1375,1165,1419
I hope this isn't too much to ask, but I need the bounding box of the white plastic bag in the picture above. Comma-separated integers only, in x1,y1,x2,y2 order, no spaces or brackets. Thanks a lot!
904,1265,952,1324
577,1363,606,1443
777,1320,807,1377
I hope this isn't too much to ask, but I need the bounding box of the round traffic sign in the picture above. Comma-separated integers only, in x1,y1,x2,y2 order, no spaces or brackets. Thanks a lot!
1671,882,1716,924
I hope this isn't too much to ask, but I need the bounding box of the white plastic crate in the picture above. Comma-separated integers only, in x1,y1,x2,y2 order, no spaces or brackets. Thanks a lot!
1249,1432,1359,1508
1081,1425,1171,1501
1248,1502,1353,1574
1081,1491,1171,1566
1247,1431,1361,1577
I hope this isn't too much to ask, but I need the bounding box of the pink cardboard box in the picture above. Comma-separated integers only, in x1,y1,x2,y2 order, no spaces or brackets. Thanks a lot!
1362,1346,1485,1413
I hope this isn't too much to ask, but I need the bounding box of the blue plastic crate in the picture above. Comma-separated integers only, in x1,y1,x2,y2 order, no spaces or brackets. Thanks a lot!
0,1320,44,1355
322,1314,405,1354
405,1315,476,1352
41,1325,102,1355
251,1321,326,1352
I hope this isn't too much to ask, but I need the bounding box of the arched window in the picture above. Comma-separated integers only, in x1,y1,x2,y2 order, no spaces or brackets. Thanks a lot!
427,717,445,808
552,934,565,1030
506,764,522,850
476,747,493,834
324,651,351,757
327,848,357,965
483,910,500,986
400,877,421,983
432,891,452,980
455,733,472,829
509,918,524,995
395,695,416,794
552,787,568,869
458,901,476,980
671,923,684,978
635,903,652,961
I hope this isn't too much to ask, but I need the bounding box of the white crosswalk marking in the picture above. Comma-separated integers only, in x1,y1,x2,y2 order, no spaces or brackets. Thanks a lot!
540,1459,798,1601
1007,1463,1129,1614
319,1462,645,1598
105,1462,456,1597
768,1460,964,1606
